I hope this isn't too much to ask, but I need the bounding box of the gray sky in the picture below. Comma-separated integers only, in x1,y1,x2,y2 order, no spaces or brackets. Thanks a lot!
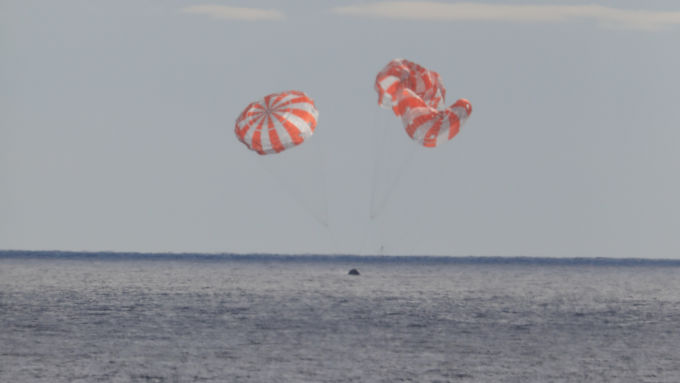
2,0,680,258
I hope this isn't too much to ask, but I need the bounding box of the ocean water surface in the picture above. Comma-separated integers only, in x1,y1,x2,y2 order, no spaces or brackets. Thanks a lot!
1,251,679,382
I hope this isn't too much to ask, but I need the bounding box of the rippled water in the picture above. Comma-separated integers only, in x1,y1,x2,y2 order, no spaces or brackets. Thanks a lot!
1,253,679,382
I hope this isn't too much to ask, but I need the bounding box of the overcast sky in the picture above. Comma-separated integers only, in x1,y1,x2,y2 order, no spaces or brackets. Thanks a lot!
2,0,679,258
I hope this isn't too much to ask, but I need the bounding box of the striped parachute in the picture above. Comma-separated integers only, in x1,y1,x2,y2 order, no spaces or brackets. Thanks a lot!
375,58,446,116
375,59,472,148
395,89,472,148
235,90,318,155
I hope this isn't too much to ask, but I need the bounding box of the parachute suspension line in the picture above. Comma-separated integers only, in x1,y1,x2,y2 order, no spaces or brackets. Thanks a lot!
255,144,329,228
311,129,331,229
237,90,330,229
358,110,384,254
360,109,418,255
372,140,416,220
368,109,417,220
305,128,342,253
368,109,388,220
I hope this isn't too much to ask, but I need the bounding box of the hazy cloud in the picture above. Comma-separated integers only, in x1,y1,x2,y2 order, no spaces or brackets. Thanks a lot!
331,2,680,31
181,5,285,21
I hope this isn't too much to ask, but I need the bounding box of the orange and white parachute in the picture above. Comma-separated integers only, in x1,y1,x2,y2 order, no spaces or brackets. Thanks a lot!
395,89,472,148
235,90,318,155
375,59,472,148
375,58,446,116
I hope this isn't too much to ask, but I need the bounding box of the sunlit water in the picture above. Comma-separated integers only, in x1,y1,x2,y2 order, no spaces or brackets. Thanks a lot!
1,252,679,382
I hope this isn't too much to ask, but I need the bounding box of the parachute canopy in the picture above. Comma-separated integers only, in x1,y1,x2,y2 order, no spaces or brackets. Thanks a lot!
396,89,472,148
235,90,318,155
375,59,472,148
375,58,446,116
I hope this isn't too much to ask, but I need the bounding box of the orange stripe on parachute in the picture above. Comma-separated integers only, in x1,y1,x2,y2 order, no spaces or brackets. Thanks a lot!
405,112,433,139
272,112,304,147
375,59,446,115
275,95,314,110
266,114,286,153
423,116,444,148
375,59,471,148
445,110,461,140
282,108,317,132
235,90,318,155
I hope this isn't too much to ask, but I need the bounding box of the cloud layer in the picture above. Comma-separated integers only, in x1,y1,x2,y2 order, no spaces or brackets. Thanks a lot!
331,2,680,31
181,5,285,21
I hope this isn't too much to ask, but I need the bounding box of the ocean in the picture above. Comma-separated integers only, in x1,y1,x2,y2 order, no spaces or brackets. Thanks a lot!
1,251,679,382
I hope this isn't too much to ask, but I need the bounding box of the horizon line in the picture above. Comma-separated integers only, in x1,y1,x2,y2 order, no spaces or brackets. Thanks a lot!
2,250,680,265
